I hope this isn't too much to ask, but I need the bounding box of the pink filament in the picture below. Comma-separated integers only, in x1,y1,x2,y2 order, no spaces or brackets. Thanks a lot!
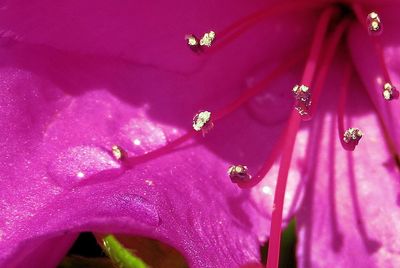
337,62,354,150
237,134,285,188
126,131,195,166
266,13,349,268
214,52,305,121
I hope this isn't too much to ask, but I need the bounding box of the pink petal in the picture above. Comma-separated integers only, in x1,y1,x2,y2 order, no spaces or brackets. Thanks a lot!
0,24,308,264
0,0,312,74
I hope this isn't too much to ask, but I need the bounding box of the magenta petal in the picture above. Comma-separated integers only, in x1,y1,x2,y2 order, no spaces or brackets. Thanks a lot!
0,1,319,263
0,84,266,267
6,234,77,268
0,0,309,74
0,35,306,265
296,74,400,267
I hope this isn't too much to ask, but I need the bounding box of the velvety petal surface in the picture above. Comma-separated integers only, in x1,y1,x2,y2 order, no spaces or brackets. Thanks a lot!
0,0,316,74
0,71,269,267
0,1,319,266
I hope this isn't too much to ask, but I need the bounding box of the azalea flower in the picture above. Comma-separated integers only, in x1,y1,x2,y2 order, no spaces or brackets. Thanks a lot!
1,0,400,267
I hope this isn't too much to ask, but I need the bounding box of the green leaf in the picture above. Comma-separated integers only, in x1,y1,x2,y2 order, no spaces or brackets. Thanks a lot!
102,235,149,268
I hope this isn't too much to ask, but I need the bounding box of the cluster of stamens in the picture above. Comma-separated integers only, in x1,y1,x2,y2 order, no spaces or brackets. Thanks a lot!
292,84,312,116
185,31,216,51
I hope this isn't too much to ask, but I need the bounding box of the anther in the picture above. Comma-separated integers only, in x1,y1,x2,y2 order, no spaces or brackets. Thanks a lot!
366,12,383,35
185,34,198,46
185,34,201,50
293,84,312,116
343,128,363,145
193,110,214,135
382,82,399,100
199,31,216,47
111,145,127,160
228,165,251,183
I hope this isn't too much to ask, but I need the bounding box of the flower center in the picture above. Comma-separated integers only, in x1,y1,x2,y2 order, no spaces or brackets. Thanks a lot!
107,1,398,267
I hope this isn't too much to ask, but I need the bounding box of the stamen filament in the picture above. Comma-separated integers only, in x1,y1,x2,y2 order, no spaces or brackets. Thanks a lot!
214,52,305,121
266,110,300,268
266,15,349,268
337,62,354,150
126,131,195,166
236,134,285,188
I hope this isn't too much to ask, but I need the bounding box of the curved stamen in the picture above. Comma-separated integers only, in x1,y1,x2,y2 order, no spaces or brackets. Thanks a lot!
123,53,302,167
266,16,350,268
294,6,339,119
337,62,363,151
125,131,196,166
235,7,338,190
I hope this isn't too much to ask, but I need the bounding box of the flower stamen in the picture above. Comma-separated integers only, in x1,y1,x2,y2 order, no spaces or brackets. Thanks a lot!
292,6,339,120
336,62,363,151
185,34,199,46
343,127,363,144
293,84,312,116
228,165,251,183
266,10,349,268
193,110,214,136
111,145,127,160
235,8,345,191
185,34,202,52
199,31,216,47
